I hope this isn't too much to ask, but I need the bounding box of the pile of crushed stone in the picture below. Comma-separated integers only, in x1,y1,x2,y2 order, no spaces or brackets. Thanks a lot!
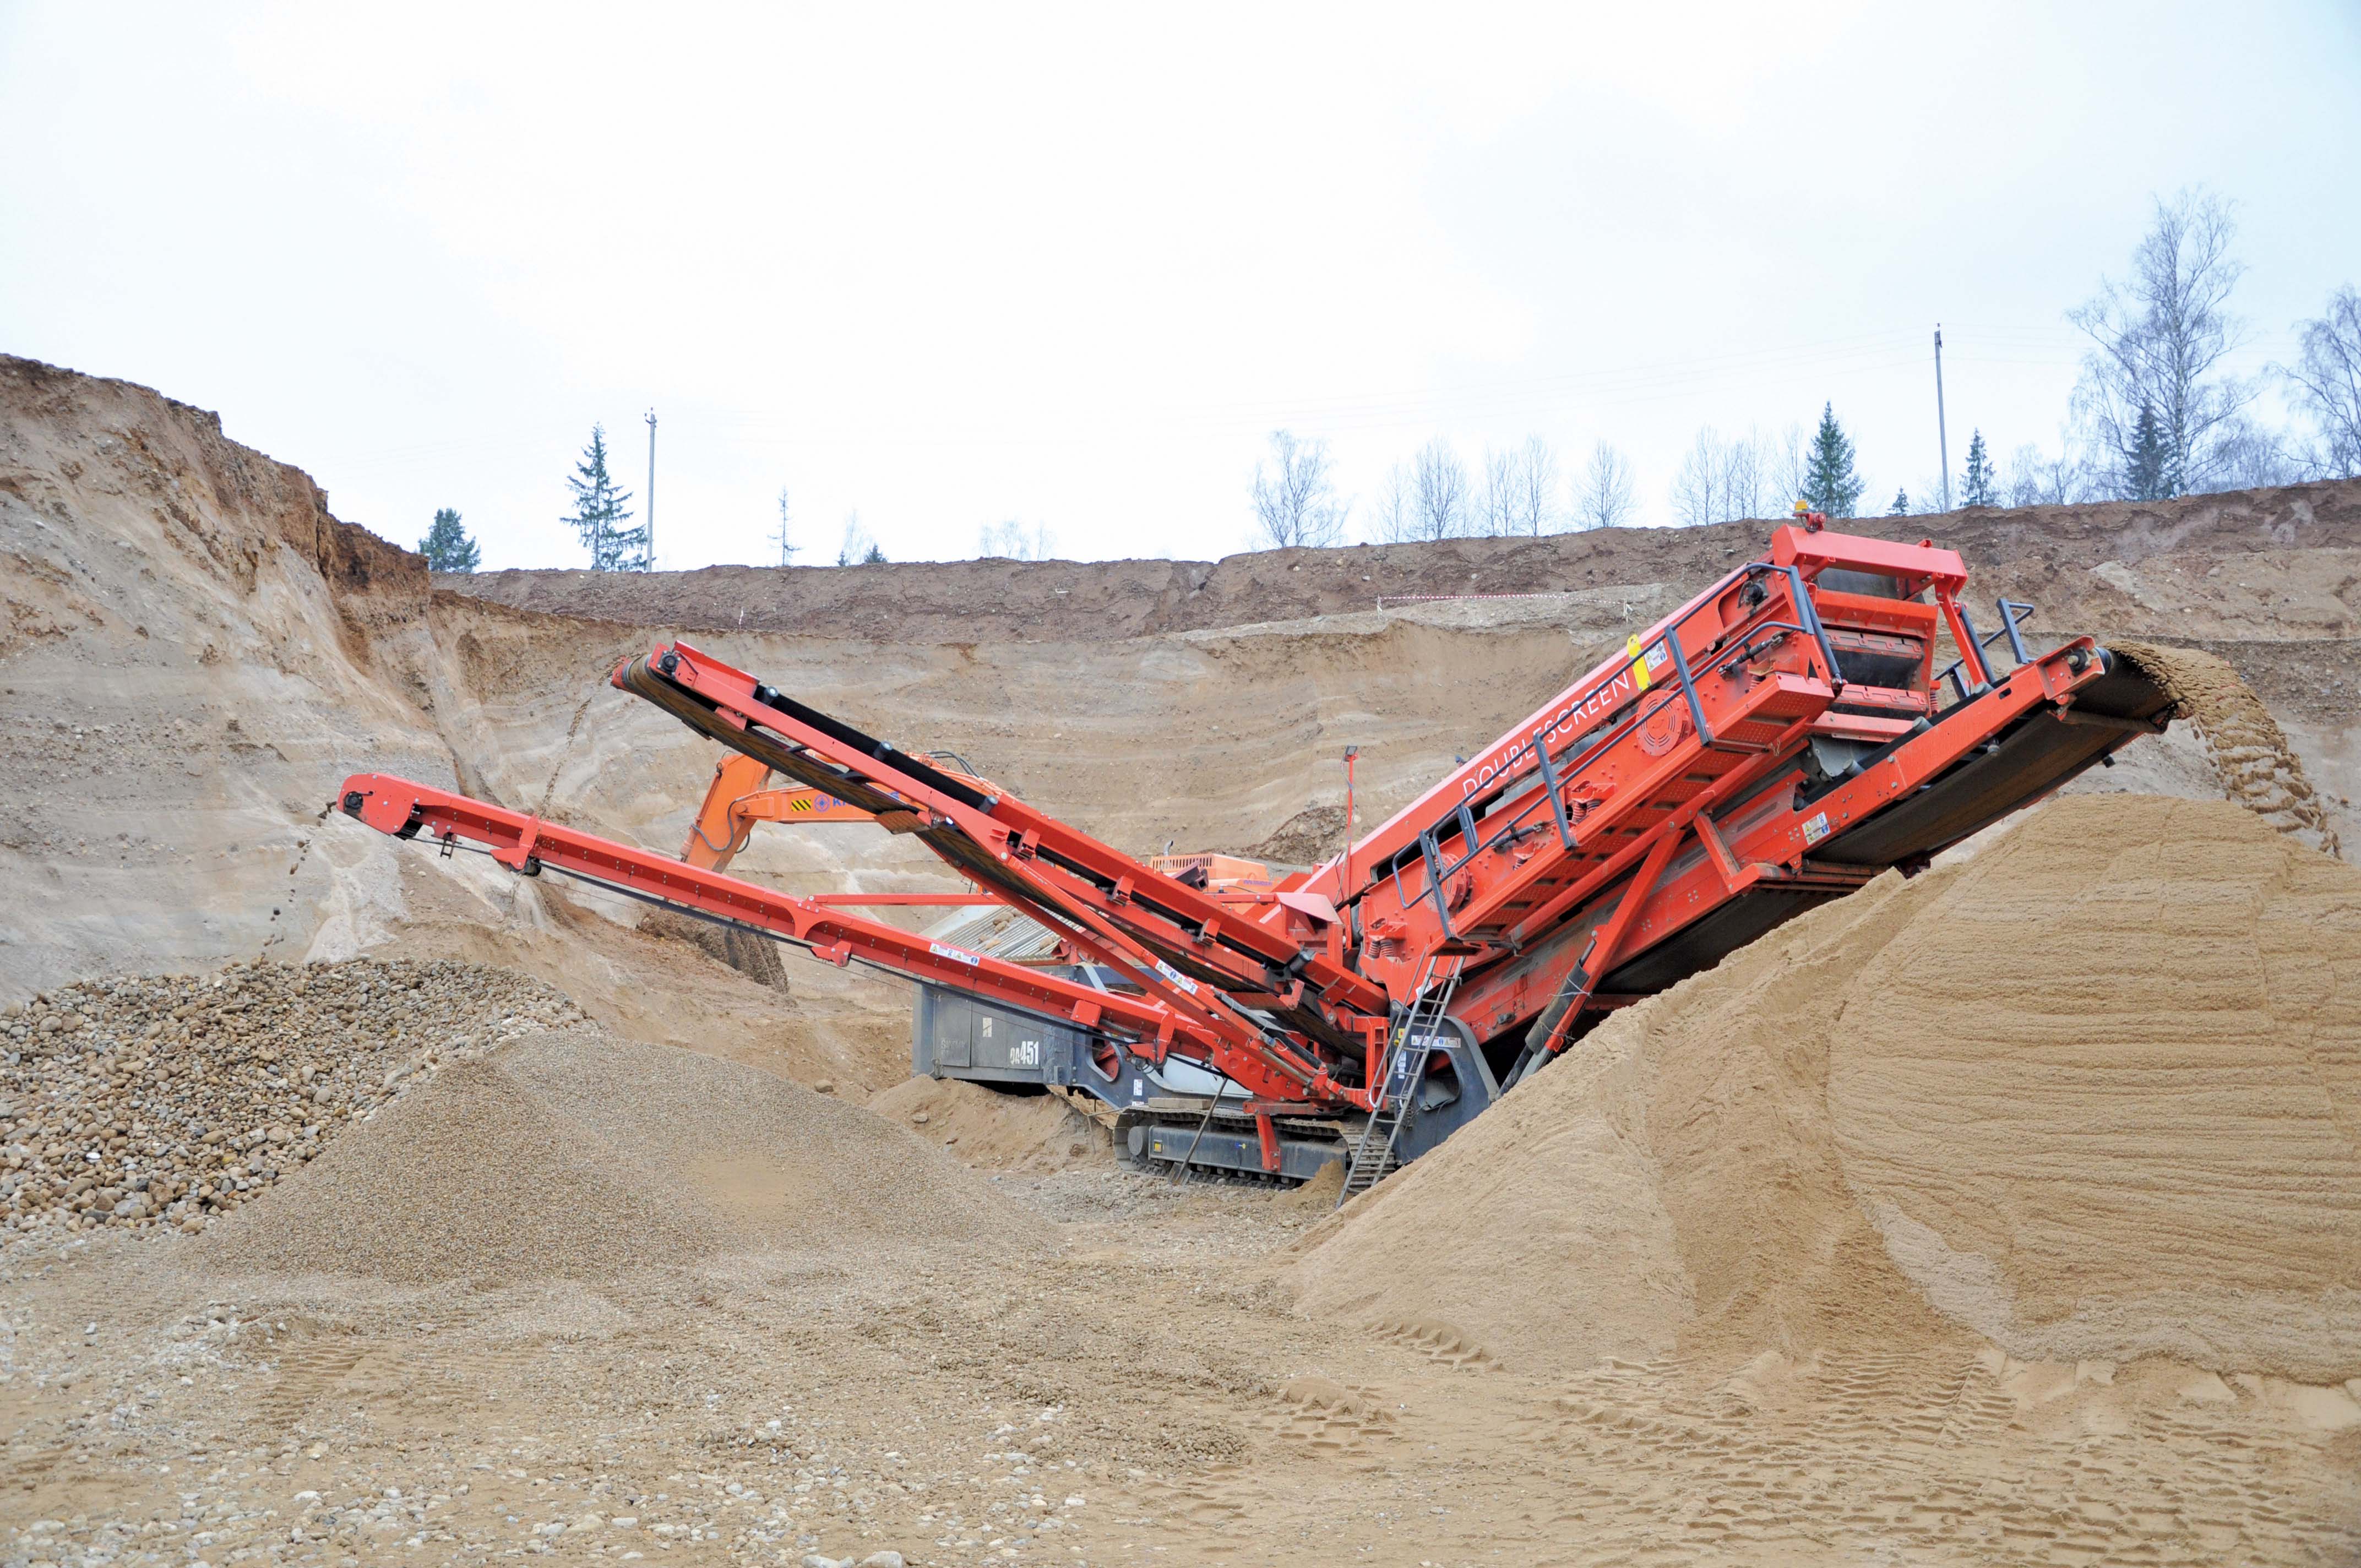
196,1026,1049,1285
0,958,579,1242
192,1039,727,1285
1291,794,2361,1385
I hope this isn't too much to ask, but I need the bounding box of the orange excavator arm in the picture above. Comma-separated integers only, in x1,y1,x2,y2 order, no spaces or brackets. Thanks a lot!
678,748,1008,919
681,753,769,870
679,754,884,870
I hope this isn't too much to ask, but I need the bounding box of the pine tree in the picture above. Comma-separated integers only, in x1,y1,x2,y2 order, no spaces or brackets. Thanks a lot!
1889,487,1911,516
1961,430,1996,508
2125,404,2171,501
1802,402,1865,518
563,424,645,571
417,507,480,572
861,541,887,564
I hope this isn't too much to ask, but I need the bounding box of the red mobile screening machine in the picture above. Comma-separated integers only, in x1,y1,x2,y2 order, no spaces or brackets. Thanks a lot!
336,518,2174,1197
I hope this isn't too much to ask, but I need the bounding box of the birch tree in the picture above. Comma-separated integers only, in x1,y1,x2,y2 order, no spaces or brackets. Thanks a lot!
2069,189,2255,497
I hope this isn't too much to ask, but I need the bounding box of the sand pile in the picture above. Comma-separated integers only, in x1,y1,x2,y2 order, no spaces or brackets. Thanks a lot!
1292,794,2361,1384
196,1026,1046,1285
2117,640,2343,856
868,1076,1109,1172
497,1031,1049,1255
0,958,578,1242
640,908,794,993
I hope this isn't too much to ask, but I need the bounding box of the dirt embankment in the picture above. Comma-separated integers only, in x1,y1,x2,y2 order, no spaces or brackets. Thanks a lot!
0,356,427,655
442,478,2361,644
0,356,451,999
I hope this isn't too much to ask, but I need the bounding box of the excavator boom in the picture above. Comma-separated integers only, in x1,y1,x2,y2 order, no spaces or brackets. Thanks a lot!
680,751,1001,871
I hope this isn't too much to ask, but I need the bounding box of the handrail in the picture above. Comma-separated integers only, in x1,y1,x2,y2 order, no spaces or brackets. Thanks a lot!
1404,562,1843,938
1412,567,1741,883
1936,598,2039,704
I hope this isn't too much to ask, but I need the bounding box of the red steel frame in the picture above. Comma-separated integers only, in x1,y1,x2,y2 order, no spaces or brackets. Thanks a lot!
338,520,2145,1121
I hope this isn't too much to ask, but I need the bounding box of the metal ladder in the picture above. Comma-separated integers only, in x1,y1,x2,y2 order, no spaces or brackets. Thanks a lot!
1339,958,1464,1205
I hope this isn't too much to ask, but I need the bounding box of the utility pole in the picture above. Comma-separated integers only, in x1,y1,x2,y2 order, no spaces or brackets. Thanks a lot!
1341,745,1361,892
1933,326,1951,514
643,409,658,570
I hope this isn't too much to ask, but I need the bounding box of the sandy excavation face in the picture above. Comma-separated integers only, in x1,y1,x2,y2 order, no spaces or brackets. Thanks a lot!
6,355,2361,1564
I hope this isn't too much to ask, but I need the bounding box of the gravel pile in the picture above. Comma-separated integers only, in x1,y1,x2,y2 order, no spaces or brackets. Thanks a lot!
193,1042,730,1285
0,957,581,1243
200,1027,1051,1286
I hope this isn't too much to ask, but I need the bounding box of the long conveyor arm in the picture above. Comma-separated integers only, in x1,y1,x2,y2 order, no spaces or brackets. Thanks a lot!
328,773,1359,1106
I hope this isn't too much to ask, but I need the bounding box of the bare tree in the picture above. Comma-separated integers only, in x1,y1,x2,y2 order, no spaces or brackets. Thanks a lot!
1473,447,1518,537
1470,439,1558,536
1367,462,1419,543
1767,420,1813,509
2210,420,2304,489
836,511,879,567
770,487,798,567
978,519,1057,560
1498,435,1560,535
2277,284,2361,478
1668,426,1771,526
1723,430,1767,521
2068,188,2256,497
2002,442,2104,508
1410,438,1470,541
1571,440,1636,530
1669,428,1724,527
1249,429,1348,548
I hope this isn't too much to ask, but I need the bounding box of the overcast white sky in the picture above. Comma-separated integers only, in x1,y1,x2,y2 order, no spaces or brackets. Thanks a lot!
4,4,2357,569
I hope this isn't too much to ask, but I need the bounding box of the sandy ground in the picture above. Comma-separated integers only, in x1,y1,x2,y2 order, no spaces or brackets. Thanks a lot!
6,356,2361,1566
6,1102,2355,1567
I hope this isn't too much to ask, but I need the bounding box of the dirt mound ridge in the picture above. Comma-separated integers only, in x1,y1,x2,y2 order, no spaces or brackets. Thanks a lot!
439,477,2361,643
1291,794,2361,1384
2118,641,2342,856
196,1027,1045,1284
868,1076,1109,1172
